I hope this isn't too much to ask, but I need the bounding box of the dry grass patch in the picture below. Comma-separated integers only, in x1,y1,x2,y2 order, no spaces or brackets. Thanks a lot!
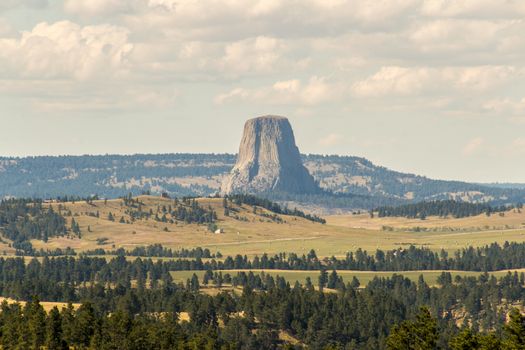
0,297,81,312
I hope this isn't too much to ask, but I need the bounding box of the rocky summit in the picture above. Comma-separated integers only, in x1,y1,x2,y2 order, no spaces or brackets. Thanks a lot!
221,115,320,195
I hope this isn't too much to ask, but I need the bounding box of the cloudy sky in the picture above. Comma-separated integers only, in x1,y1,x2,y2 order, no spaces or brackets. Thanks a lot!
1,0,525,183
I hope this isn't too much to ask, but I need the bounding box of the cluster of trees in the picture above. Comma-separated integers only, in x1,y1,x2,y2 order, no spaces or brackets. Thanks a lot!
332,242,525,272
0,199,68,244
2,253,525,348
93,242,525,272
234,242,525,272
171,198,217,224
122,197,217,225
0,296,284,349
15,247,78,257
224,194,326,224
54,195,100,204
387,306,525,350
266,190,402,211
375,200,519,219
83,245,221,259
18,241,525,273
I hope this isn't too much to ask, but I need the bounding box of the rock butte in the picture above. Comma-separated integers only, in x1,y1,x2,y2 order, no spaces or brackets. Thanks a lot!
221,115,320,195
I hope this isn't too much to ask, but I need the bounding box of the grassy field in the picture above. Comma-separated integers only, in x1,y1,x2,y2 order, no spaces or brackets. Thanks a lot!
327,209,525,231
170,268,525,287
8,195,522,258
0,297,81,312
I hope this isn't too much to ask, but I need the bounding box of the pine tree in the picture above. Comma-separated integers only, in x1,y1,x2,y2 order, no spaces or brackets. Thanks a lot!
387,307,438,350
503,308,525,349
318,268,328,291
26,297,47,349
46,307,67,350
450,328,480,350
190,273,200,292
327,270,338,289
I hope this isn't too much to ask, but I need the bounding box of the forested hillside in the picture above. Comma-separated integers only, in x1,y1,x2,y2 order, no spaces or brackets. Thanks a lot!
1,254,525,349
1,154,524,208
375,200,519,219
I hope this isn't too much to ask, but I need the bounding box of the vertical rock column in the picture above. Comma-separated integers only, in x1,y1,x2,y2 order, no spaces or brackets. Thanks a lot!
221,115,320,195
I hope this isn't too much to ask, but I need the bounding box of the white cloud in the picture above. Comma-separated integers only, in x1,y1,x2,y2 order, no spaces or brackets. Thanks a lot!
220,36,286,76
420,0,525,19
0,21,133,80
129,34,299,81
352,66,432,97
462,137,484,156
64,0,134,16
215,76,340,105
410,20,504,53
406,19,525,65
352,66,520,97
67,0,421,44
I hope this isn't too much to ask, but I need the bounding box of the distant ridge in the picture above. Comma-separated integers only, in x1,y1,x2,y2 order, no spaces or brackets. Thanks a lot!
480,183,525,190
1,153,525,208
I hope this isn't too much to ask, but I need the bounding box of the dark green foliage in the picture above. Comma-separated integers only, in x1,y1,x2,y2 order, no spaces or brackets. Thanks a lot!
376,200,516,219
74,241,525,273
502,308,525,349
449,328,484,350
123,197,217,225
0,199,67,245
170,198,217,225
85,244,216,259
226,194,326,224
392,307,525,350
387,307,437,350
1,253,525,349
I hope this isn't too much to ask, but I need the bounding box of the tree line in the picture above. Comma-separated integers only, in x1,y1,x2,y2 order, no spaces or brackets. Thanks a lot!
224,194,327,224
375,199,521,219
21,241,525,273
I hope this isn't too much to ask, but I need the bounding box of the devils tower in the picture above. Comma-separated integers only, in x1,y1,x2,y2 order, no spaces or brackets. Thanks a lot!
221,115,320,195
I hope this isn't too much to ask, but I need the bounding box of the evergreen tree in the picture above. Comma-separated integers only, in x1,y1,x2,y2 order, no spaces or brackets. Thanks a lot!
46,307,67,350
387,307,438,350
318,268,328,291
450,328,480,350
26,297,47,349
503,308,525,349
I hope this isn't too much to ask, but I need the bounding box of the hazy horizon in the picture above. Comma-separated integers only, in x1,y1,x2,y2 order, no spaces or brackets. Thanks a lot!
2,148,524,186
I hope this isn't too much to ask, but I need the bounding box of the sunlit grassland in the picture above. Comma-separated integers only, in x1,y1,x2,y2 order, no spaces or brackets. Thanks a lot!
170,268,525,287
9,195,522,259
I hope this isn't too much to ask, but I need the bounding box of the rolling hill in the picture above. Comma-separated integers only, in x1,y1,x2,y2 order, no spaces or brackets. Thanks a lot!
2,195,525,258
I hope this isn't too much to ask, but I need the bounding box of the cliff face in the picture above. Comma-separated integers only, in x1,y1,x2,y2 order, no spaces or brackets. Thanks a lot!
221,115,320,194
